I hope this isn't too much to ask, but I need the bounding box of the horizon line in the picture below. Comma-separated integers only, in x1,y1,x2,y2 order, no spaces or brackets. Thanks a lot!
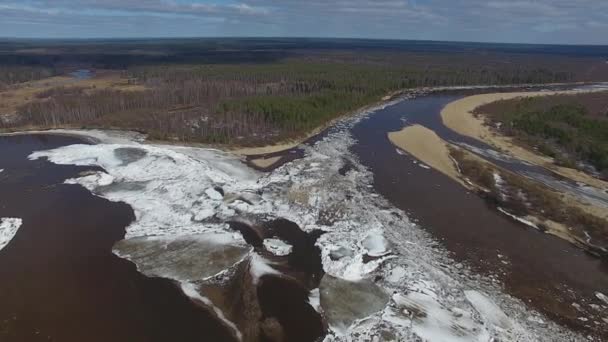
0,36,607,48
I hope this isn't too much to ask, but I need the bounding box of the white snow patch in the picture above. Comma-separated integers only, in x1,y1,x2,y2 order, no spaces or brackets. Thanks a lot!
527,315,545,325
181,282,243,341
361,230,389,257
465,290,527,340
0,217,22,251
309,288,322,313
29,143,261,238
382,306,411,327
336,253,390,282
392,291,491,342
386,266,407,284
205,188,223,200
498,207,539,229
249,253,281,285
596,292,608,305
493,172,508,200
263,238,293,256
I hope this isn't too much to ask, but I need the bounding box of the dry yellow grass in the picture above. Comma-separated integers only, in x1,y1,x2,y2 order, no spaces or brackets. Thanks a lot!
249,156,282,169
231,143,300,156
0,71,145,116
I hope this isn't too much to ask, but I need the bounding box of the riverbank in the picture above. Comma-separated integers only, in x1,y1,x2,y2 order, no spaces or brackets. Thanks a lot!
440,90,608,190
355,94,608,339
386,124,608,254
1,88,413,172
379,91,607,257
388,124,464,185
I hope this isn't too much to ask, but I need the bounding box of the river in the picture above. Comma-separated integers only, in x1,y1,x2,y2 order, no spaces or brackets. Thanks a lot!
1,90,607,341
351,92,608,337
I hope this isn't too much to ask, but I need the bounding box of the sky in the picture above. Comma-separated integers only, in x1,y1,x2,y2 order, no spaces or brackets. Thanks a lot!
0,0,607,45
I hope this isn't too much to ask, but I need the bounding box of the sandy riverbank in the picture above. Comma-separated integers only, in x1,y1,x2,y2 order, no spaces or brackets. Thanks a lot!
391,124,608,255
440,91,608,190
249,156,282,169
388,125,464,186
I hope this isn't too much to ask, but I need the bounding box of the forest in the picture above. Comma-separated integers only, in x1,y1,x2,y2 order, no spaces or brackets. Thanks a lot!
0,66,57,89
477,92,608,178
2,38,608,146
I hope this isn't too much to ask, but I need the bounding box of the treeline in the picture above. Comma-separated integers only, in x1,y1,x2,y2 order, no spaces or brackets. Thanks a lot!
11,61,575,145
478,94,608,177
0,66,56,89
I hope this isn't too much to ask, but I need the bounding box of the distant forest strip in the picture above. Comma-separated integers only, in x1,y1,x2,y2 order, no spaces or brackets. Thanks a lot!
476,92,608,177
9,60,575,145
0,66,57,89
2,38,608,146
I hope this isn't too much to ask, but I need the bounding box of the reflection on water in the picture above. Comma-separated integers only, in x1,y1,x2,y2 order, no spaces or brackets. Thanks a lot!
69,69,93,80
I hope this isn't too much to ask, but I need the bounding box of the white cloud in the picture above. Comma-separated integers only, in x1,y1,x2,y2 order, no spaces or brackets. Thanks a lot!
0,0,605,43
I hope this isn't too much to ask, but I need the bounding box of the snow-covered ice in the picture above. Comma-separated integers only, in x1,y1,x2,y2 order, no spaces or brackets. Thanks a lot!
181,282,243,341
249,253,281,285
113,232,251,282
263,238,293,256
498,207,539,229
30,103,587,341
0,217,22,251
596,292,608,305
361,231,390,257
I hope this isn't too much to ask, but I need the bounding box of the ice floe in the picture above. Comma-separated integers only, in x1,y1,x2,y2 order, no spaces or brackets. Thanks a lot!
249,253,281,285
596,292,608,305
113,232,250,282
30,143,260,238
181,282,243,341
263,238,293,256
0,217,22,251
320,275,389,335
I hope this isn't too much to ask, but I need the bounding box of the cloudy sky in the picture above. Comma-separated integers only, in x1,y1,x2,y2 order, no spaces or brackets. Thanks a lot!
0,0,606,44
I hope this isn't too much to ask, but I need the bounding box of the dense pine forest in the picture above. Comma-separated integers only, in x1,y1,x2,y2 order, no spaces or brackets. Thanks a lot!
2,38,608,146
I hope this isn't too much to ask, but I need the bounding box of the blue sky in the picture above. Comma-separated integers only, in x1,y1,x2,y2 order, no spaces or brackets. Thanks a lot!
0,0,607,44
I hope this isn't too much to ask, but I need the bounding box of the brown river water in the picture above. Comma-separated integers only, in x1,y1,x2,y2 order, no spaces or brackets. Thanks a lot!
0,134,235,342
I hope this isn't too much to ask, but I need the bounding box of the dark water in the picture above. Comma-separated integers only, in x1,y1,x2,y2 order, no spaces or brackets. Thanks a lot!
0,135,235,342
351,95,608,337
68,69,93,80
